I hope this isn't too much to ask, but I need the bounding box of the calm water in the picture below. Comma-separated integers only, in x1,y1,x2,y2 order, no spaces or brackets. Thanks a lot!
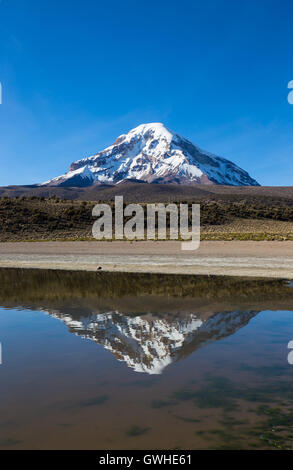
0,268,292,450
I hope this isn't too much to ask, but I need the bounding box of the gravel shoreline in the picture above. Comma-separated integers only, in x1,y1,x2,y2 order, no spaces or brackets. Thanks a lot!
0,241,292,279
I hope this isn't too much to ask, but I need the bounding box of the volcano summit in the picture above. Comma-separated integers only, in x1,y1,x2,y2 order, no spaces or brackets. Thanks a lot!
42,123,260,187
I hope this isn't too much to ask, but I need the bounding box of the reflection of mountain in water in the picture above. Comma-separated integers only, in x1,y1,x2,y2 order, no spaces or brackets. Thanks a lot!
47,309,258,374
1,268,291,374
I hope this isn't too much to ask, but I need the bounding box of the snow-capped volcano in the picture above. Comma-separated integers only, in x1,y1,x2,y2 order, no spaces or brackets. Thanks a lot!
42,123,260,187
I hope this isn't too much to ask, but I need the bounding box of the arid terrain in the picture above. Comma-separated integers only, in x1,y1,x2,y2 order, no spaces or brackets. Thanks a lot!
0,240,292,279
0,184,293,241
0,184,292,278
1,181,293,201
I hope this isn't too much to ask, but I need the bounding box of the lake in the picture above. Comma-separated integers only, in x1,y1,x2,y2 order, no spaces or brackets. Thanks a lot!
0,268,292,450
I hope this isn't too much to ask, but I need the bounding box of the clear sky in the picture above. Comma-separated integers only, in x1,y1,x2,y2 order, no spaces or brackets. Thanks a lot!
0,0,293,186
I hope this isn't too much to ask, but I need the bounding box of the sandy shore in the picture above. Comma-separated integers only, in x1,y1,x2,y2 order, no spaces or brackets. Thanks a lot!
0,240,292,279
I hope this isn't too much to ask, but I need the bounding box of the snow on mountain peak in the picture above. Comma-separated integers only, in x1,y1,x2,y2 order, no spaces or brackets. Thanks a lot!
127,122,174,140
41,123,260,187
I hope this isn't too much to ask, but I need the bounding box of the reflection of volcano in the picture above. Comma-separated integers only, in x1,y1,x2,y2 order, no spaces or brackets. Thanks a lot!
2,269,289,374
47,309,258,374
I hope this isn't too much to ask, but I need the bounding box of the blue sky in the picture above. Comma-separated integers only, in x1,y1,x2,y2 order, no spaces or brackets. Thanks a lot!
0,0,292,186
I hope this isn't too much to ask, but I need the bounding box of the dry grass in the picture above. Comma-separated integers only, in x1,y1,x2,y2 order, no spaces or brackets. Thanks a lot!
201,218,293,241
0,196,292,242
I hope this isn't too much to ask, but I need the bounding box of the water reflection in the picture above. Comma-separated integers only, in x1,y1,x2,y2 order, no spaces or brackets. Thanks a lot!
0,268,292,375
48,309,257,374
0,269,293,450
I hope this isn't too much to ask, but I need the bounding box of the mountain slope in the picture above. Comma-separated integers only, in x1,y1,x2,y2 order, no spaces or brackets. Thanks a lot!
42,123,260,187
